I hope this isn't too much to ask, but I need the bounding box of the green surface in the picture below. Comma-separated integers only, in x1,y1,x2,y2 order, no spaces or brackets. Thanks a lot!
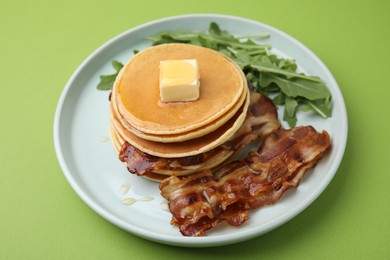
1,0,389,259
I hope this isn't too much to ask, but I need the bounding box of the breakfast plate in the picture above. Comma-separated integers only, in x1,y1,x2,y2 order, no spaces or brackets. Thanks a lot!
54,14,347,247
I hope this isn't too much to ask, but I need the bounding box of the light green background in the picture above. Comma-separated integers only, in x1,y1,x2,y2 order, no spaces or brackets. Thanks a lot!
1,0,389,259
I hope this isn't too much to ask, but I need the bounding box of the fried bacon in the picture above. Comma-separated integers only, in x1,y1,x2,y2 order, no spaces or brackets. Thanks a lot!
119,92,280,176
159,126,331,236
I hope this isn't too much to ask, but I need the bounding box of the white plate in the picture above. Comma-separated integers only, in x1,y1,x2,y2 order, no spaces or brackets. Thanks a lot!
54,14,347,247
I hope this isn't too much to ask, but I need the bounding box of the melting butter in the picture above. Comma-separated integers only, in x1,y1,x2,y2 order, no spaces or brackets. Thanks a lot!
159,59,200,102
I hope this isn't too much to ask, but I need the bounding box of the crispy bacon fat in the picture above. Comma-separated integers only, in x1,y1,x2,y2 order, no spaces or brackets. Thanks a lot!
159,126,331,236
119,92,280,176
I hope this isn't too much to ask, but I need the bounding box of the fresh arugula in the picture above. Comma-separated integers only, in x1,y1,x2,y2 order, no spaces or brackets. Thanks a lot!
97,22,332,127
96,60,123,90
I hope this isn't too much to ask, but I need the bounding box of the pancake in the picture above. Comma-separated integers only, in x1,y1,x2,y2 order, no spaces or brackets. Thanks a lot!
111,78,248,143
115,43,245,135
110,122,234,175
110,120,125,153
110,122,235,181
111,89,250,158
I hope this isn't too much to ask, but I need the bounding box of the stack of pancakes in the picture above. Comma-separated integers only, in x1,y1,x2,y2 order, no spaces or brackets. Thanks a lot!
110,43,250,181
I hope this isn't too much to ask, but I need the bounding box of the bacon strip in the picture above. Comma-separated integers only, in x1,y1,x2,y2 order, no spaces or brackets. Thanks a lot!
159,126,331,236
119,92,280,176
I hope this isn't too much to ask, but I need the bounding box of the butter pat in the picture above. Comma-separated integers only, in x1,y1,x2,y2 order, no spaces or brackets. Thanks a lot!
159,59,200,102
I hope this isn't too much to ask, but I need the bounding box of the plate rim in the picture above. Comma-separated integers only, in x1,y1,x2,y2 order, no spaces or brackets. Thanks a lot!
54,13,348,247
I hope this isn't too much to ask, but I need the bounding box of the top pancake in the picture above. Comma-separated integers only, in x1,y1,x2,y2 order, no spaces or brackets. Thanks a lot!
112,71,248,143
116,43,245,135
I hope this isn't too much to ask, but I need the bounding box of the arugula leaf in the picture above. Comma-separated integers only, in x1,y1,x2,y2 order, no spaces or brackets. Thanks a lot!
259,72,330,100
303,98,332,118
283,96,298,127
209,22,222,35
112,60,124,71
272,92,286,105
285,96,298,116
283,106,297,127
96,74,116,91
96,60,123,90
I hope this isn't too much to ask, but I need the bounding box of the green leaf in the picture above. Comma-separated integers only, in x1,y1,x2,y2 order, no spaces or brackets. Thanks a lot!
303,98,332,118
97,74,117,90
96,60,124,90
285,96,298,118
283,108,297,127
209,22,221,35
217,48,233,58
147,31,196,43
261,83,280,94
272,92,285,105
198,35,218,50
112,60,123,72
283,96,298,127
298,103,312,112
260,72,331,100
245,72,255,81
